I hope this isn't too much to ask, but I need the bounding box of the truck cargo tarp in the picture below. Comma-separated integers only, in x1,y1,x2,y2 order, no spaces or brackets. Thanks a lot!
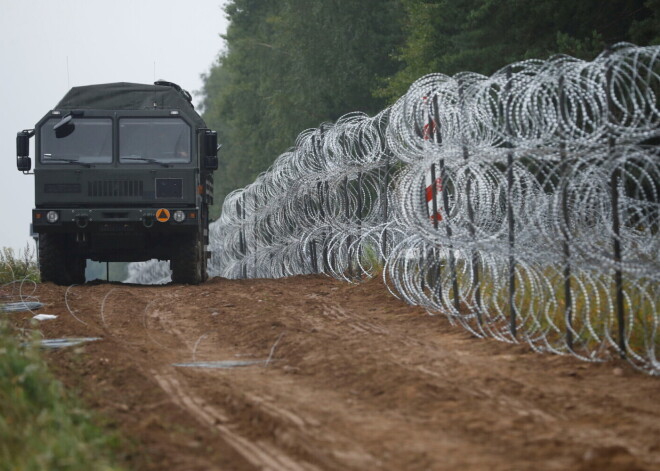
55,82,206,128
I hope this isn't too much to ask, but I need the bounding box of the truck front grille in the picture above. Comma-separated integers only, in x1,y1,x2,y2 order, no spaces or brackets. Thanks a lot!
88,180,144,198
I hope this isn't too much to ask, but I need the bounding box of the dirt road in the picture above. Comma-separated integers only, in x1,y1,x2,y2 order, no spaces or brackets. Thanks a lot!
7,276,660,470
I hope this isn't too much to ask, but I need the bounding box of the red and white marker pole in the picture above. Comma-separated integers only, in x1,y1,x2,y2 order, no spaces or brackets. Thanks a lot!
422,96,442,223
425,173,442,222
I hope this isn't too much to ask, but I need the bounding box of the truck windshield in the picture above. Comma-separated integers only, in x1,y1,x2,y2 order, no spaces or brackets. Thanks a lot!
119,118,191,164
41,118,112,164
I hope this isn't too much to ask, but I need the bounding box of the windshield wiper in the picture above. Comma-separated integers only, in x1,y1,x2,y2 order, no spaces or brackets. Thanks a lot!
122,157,171,168
45,158,91,168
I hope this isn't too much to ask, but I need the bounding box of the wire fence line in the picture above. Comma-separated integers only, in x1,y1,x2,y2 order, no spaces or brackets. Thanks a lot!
131,43,659,374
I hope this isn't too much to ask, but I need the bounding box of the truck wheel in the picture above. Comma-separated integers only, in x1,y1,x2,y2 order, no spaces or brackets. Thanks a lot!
39,234,85,285
39,233,65,284
170,234,204,284
201,248,208,283
66,255,86,285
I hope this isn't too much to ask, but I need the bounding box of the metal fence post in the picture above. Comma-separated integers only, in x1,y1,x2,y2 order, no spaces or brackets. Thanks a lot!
505,66,517,338
253,192,258,278
430,159,443,304
430,96,445,305
559,75,574,350
433,96,460,315
344,175,353,278
327,181,337,271
381,155,390,262
356,171,363,279
240,193,247,279
459,79,482,325
318,180,329,273
605,53,627,358
310,190,319,275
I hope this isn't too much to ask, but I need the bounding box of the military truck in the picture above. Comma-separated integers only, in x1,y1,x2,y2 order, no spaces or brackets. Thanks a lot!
16,81,218,285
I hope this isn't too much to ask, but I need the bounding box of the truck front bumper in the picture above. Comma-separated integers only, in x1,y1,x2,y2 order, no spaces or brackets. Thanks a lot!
32,207,200,232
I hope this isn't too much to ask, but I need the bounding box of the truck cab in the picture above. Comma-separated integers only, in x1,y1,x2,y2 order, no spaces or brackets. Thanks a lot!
16,81,218,285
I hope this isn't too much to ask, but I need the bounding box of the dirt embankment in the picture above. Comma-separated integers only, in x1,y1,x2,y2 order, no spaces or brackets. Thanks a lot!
6,276,660,471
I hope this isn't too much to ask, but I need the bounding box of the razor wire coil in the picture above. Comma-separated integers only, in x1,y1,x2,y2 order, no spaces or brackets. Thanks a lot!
131,43,660,374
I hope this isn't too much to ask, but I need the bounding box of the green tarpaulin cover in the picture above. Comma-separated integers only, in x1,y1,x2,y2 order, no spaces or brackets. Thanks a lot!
55,82,206,128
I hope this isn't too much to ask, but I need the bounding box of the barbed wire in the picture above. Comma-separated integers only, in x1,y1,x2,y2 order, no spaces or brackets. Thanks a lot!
132,43,660,374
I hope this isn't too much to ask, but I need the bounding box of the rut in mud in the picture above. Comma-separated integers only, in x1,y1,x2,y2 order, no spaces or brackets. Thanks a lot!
7,275,660,471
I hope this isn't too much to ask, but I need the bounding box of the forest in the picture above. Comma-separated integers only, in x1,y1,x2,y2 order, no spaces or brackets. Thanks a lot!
199,0,660,215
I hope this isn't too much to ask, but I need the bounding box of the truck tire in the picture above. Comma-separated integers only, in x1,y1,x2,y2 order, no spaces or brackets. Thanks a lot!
38,234,85,285
39,233,65,284
170,234,204,284
66,255,86,285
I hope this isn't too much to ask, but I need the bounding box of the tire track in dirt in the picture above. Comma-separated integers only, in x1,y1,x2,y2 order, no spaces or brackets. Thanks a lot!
7,275,660,471
152,369,321,471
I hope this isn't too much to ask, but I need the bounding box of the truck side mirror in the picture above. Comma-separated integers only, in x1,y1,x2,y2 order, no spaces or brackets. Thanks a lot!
53,113,76,138
203,130,218,171
16,130,34,172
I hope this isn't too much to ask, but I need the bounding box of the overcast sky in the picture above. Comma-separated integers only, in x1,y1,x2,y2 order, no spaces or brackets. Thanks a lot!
0,0,228,253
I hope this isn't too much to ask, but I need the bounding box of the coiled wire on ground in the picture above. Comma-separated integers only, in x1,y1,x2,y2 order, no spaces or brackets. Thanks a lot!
132,44,660,375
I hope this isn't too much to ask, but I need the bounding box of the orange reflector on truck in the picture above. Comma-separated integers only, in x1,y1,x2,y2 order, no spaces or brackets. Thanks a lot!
156,208,170,222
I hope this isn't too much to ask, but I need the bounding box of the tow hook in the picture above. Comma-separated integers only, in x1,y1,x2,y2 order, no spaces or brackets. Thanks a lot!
75,215,89,229
142,215,155,228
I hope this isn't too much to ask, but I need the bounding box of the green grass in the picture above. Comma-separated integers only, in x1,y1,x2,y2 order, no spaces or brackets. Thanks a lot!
0,245,40,285
0,322,126,471
428,257,658,357
358,241,385,277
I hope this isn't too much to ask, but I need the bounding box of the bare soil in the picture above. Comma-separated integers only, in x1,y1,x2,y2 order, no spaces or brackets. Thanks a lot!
5,275,660,470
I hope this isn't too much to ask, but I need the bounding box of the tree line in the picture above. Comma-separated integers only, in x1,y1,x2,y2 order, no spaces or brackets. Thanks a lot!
200,0,659,216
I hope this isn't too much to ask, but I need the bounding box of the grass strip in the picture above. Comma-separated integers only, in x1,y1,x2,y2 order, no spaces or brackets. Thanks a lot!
0,322,126,471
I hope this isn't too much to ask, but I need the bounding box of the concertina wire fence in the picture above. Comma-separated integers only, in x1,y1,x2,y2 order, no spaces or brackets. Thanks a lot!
129,43,660,375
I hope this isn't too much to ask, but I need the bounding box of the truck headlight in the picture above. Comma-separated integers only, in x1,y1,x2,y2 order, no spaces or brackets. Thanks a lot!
46,211,59,223
173,210,185,223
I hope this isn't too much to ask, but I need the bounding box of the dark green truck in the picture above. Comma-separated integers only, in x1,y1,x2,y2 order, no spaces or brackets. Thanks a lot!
16,81,218,285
